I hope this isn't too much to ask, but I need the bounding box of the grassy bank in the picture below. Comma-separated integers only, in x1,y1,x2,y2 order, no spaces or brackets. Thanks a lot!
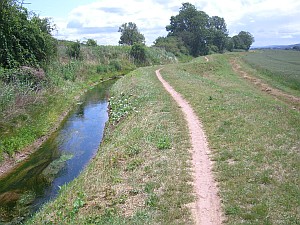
13,52,300,224
27,66,195,224
0,43,176,161
160,54,300,224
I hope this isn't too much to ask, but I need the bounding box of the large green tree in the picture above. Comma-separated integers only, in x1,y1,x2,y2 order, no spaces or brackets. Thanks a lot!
166,3,210,56
118,22,145,46
165,3,229,56
208,16,228,53
0,0,57,69
232,31,255,51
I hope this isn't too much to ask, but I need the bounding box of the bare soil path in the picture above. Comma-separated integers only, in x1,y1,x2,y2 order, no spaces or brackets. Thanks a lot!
156,69,223,225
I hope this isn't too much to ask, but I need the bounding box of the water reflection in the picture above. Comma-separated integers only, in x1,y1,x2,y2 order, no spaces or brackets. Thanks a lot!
0,80,115,224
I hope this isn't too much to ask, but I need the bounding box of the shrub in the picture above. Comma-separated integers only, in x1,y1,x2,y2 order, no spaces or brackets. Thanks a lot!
66,41,81,60
130,43,147,65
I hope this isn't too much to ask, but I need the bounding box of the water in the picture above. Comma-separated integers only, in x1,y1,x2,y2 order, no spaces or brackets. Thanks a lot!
0,80,115,224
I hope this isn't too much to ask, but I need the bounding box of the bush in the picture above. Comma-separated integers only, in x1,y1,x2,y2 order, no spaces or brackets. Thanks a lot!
0,1,57,69
86,39,97,47
66,41,81,60
130,43,147,65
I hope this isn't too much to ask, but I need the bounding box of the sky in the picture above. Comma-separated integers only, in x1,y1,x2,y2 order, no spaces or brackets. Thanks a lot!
26,0,300,47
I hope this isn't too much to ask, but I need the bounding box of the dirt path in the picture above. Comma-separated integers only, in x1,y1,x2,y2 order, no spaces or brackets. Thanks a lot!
156,69,223,225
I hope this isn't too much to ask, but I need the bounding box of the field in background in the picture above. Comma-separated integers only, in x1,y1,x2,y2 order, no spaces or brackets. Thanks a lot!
243,50,300,94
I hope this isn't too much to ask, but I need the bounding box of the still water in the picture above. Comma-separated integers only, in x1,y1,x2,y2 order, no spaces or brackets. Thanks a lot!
0,80,115,224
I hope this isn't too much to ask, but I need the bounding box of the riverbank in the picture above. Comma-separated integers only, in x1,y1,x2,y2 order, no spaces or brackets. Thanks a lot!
0,74,121,178
0,44,176,178
28,53,299,224
0,80,117,224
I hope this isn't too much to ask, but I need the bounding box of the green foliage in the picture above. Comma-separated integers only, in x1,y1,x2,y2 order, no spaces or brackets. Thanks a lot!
232,31,255,51
0,0,57,69
166,3,211,56
130,43,147,65
160,3,253,56
109,94,135,125
85,39,97,47
118,22,145,45
66,41,81,60
157,136,171,150
153,36,189,56
96,60,124,74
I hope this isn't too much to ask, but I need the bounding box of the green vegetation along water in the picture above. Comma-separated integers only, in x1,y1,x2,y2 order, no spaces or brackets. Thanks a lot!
0,80,116,224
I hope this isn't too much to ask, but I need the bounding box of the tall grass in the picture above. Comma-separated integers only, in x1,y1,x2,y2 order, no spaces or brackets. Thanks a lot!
0,42,176,160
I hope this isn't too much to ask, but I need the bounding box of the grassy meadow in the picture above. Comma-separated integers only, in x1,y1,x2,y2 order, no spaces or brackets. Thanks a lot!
243,50,300,95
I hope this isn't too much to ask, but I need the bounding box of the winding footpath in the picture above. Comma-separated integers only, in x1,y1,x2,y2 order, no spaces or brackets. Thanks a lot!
156,67,223,225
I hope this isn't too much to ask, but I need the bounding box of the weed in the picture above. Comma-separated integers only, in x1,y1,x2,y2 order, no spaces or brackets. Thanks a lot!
145,193,159,208
157,136,171,150
109,94,135,125
125,145,141,157
126,159,143,171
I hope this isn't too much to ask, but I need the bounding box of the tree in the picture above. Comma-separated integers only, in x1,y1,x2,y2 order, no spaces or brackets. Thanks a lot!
165,3,229,56
232,31,254,51
226,37,234,52
153,36,188,56
0,0,57,68
118,22,145,46
208,16,228,52
66,41,81,60
166,3,210,56
130,43,147,65
86,39,97,46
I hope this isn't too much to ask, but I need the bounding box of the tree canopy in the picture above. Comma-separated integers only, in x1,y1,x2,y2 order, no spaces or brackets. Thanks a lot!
118,22,145,46
232,31,255,51
164,2,228,56
0,0,57,69
155,2,254,56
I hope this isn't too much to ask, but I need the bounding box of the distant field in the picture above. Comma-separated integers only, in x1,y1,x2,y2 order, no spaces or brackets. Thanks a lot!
243,50,300,92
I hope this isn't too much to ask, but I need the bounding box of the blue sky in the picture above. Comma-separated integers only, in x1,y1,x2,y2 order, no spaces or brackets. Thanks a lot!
26,0,300,47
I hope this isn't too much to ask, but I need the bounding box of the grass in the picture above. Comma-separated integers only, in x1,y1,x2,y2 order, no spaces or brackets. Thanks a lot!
160,54,300,224
0,43,176,160
243,50,300,95
26,67,194,224
7,48,300,224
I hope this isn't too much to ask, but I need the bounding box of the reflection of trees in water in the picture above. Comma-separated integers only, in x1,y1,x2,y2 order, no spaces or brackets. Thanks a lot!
76,103,85,117
0,79,117,223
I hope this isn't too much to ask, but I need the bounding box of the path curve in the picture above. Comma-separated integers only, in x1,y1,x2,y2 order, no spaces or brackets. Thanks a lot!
156,69,223,225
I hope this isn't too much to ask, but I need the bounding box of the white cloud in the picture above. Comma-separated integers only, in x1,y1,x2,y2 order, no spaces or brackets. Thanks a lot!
49,0,300,46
